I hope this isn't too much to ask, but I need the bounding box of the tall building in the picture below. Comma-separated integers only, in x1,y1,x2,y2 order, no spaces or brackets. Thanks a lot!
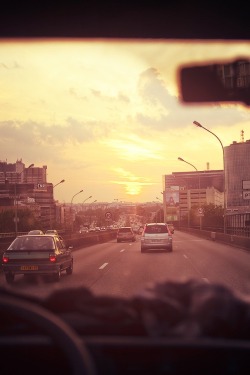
0,159,63,230
225,138,250,209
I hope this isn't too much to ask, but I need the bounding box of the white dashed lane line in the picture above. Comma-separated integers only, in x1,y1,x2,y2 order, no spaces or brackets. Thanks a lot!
99,263,108,270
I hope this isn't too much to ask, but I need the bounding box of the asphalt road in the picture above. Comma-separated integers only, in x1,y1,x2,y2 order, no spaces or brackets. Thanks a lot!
1,230,250,299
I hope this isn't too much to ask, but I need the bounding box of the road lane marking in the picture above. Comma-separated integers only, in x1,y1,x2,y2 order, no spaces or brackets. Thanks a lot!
120,249,125,252
202,278,210,283
99,263,108,269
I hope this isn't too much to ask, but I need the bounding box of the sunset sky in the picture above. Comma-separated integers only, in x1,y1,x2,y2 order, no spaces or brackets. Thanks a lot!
0,39,249,204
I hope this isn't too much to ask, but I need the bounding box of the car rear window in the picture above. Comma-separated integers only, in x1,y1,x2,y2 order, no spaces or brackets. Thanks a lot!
145,225,168,234
119,227,132,233
8,236,55,250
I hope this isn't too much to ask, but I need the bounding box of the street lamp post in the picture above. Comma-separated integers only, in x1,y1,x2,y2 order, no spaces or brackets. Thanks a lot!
193,120,226,233
71,189,84,232
178,157,202,230
50,179,65,229
14,163,34,236
81,195,92,211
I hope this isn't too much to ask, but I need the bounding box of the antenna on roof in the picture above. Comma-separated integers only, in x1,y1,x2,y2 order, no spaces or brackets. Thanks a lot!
241,130,244,142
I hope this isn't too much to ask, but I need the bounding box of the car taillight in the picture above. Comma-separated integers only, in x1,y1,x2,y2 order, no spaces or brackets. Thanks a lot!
2,256,9,263
49,254,57,263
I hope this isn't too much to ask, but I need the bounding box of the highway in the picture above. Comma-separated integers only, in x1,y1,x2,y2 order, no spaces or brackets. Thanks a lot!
1,230,250,299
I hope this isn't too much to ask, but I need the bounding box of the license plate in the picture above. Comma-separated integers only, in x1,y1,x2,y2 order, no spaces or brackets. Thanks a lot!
21,265,39,271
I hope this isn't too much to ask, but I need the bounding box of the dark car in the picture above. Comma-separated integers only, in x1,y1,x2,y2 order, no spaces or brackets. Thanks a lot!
1,234,73,283
117,226,136,242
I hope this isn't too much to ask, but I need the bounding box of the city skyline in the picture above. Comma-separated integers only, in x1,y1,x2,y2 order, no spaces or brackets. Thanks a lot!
0,39,249,203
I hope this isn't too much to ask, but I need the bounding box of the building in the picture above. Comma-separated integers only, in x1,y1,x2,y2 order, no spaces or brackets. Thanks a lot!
163,170,224,225
0,159,64,231
225,138,250,209
224,138,250,236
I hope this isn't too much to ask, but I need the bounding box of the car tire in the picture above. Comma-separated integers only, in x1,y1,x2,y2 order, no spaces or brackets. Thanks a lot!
141,247,146,253
168,245,173,252
5,273,15,284
53,268,61,282
66,260,73,275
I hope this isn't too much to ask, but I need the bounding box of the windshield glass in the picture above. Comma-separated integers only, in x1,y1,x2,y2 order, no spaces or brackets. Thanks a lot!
1,39,250,299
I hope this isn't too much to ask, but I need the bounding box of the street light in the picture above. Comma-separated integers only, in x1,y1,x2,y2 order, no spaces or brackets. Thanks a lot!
14,163,34,236
178,157,201,229
81,195,92,211
83,195,92,204
156,197,164,221
50,179,65,229
53,179,65,188
71,189,84,232
193,120,226,233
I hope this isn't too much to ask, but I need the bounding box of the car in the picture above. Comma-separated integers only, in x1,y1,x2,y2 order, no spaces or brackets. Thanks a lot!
1,234,73,283
79,227,89,234
117,226,136,242
140,222,173,253
45,229,59,235
1,2,250,375
28,229,44,235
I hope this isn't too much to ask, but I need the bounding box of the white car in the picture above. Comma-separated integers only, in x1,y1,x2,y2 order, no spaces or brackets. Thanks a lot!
140,223,173,253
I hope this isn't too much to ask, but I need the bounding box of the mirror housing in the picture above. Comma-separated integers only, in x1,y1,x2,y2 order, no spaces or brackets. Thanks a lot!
179,58,250,106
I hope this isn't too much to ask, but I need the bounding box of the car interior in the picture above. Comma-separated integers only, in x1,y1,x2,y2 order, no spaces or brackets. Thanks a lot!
1,1,250,375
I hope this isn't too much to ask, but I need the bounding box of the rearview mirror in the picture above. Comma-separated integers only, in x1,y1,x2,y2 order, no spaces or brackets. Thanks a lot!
179,58,250,106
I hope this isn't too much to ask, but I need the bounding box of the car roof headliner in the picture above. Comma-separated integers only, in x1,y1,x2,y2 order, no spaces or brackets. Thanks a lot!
0,1,249,40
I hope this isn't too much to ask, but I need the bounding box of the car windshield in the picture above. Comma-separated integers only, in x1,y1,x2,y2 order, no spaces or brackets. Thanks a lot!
0,38,250,298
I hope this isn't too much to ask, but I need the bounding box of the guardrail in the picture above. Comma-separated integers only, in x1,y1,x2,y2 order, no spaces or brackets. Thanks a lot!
179,227,250,251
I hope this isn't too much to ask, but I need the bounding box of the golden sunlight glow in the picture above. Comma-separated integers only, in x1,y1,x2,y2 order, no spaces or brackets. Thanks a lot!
0,39,249,202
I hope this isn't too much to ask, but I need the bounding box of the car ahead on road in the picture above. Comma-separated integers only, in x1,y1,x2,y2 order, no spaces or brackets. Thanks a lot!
141,223,173,253
28,230,44,235
79,227,89,234
117,226,136,242
45,229,59,235
1,234,73,283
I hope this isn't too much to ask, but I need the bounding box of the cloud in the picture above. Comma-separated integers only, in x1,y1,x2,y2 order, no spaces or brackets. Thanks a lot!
0,117,113,146
0,61,21,69
135,67,249,132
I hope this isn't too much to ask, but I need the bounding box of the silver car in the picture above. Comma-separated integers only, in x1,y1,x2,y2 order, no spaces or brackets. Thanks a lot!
140,223,173,253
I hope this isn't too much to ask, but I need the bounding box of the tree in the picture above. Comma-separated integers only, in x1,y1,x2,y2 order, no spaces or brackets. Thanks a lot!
189,203,223,230
202,203,224,230
0,208,38,232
